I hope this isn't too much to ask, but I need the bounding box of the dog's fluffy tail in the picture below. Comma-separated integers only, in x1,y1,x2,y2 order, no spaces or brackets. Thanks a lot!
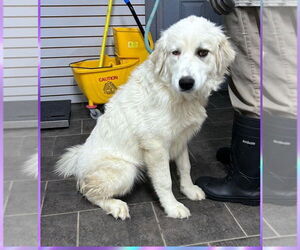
23,152,38,178
55,145,82,178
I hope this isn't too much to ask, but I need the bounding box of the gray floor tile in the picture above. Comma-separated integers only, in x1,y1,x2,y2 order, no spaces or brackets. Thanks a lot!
263,236,297,247
4,136,23,157
82,119,96,134
71,103,90,120
226,203,260,236
5,180,37,215
212,236,260,246
53,134,89,156
4,181,12,207
42,156,64,181
194,120,232,141
42,213,77,246
263,220,276,238
4,214,38,246
206,94,217,110
190,243,209,246
42,120,82,137
189,137,231,163
42,136,56,157
195,120,232,140
4,156,34,181
79,203,164,246
153,199,245,246
209,90,232,109
122,180,159,204
207,108,234,124
42,179,95,215
263,203,296,236
190,161,227,182
20,136,37,156
4,128,37,138
41,181,47,205
123,175,184,204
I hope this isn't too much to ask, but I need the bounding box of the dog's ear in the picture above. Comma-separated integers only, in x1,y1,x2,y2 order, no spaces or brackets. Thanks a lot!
149,34,168,77
216,37,236,76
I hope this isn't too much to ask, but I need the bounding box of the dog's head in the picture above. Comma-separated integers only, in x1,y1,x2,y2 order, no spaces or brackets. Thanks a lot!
150,15,235,97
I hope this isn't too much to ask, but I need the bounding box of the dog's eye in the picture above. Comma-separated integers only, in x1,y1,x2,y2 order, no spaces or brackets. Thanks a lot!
172,50,181,56
197,49,209,57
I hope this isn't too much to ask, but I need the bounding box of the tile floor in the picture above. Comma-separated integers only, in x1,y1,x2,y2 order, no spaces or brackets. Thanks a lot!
40,90,264,246
4,128,38,246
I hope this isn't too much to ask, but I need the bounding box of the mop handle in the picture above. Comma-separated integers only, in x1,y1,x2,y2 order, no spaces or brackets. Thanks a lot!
124,0,145,36
99,0,114,67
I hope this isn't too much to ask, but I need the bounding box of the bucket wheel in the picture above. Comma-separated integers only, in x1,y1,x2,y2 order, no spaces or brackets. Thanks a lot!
86,104,102,120
89,108,102,120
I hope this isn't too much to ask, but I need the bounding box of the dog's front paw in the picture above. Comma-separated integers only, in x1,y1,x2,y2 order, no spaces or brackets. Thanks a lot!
165,202,191,219
181,185,206,201
107,200,130,220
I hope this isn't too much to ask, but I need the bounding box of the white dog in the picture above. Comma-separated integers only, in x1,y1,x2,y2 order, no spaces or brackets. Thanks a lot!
56,16,235,220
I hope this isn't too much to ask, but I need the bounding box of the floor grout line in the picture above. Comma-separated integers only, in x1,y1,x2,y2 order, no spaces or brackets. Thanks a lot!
42,210,82,217
41,201,158,217
5,212,38,217
50,136,57,157
209,235,260,246
263,218,281,237
224,203,248,237
42,132,90,139
263,234,297,240
151,202,167,247
76,212,80,247
183,234,260,247
41,181,48,211
43,177,75,182
3,181,13,214
188,149,197,162
4,178,37,182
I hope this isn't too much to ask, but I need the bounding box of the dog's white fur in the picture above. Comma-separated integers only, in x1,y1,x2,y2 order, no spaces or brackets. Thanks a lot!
56,16,235,220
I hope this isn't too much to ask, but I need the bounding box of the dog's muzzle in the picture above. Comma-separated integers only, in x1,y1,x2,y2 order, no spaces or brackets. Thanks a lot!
179,76,195,91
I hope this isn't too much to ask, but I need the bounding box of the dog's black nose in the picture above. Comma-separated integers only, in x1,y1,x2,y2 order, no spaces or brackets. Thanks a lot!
179,77,195,91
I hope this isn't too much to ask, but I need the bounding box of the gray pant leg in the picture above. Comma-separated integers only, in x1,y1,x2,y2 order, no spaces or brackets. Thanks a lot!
224,7,297,119
224,7,260,118
263,7,297,118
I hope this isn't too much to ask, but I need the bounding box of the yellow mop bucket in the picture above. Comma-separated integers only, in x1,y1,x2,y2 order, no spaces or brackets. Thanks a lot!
70,56,139,106
70,0,152,119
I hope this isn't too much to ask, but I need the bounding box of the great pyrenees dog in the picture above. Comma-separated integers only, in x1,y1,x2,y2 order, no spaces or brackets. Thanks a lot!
56,16,235,220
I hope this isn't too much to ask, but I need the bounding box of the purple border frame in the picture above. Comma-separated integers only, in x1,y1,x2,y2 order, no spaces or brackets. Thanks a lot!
297,0,300,248
38,0,42,247
0,0,3,246
0,0,295,249
34,1,295,249
259,0,264,248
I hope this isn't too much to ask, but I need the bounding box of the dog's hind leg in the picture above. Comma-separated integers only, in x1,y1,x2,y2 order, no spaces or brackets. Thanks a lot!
78,158,138,220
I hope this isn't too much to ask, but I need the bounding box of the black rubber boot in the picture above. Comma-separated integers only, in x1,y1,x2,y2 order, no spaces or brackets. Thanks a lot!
196,112,260,205
263,113,296,206
216,147,231,165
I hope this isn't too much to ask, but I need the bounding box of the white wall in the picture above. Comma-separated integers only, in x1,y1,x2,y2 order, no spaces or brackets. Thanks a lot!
40,0,146,103
3,0,38,102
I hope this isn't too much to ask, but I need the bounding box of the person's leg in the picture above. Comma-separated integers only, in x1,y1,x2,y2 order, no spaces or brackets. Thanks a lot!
227,7,260,118
196,7,261,205
262,7,297,204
